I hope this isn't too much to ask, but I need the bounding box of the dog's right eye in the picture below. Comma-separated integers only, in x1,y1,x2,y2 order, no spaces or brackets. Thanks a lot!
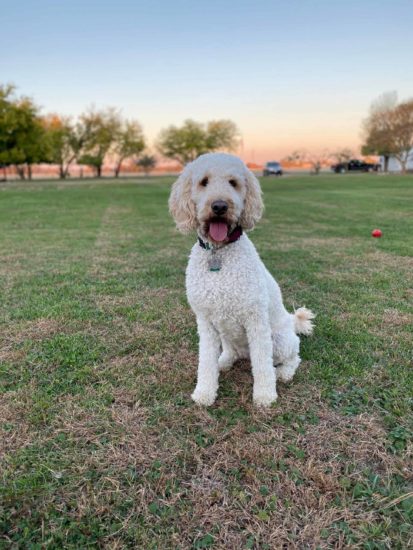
200,177,209,187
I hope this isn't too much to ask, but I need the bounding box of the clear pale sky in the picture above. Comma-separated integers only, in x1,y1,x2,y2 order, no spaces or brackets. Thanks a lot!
2,0,413,162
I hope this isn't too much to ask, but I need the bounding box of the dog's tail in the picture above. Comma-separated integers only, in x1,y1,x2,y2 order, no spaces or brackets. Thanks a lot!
292,307,315,336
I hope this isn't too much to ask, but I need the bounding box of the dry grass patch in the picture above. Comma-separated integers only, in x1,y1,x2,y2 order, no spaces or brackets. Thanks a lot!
0,388,34,459
381,308,412,328
88,205,133,277
112,379,408,548
324,249,413,277
366,308,413,344
265,236,352,252
1,317,62,344
0,317,63,363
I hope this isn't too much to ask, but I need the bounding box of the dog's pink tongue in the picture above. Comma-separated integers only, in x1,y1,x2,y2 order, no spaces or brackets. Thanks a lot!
209,221,228,242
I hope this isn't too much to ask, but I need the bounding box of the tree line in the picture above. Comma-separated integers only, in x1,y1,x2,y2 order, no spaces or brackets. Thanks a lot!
2,84,412,180
0,84,240,180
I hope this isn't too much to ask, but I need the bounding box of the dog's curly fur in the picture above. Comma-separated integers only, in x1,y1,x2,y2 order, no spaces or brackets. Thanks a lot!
169,153,314,407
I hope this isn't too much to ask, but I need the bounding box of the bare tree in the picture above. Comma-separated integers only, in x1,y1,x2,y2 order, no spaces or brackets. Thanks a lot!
288,149,330,175
332,148,354,164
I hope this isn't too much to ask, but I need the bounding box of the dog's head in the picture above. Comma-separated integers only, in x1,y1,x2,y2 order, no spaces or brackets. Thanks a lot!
169,153,263,244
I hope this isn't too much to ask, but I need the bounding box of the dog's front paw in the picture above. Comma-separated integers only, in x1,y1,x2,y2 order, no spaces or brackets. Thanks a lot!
191,387,216,406
253,388,277,407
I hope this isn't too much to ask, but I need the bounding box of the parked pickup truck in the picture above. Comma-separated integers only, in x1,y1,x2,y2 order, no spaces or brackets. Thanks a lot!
331,159,381,173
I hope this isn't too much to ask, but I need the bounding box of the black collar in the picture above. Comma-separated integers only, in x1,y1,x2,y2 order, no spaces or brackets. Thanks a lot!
198,226,243,250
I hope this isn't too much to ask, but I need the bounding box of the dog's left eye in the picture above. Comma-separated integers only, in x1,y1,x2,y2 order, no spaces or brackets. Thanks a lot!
229,179,237,188
200,177,209,187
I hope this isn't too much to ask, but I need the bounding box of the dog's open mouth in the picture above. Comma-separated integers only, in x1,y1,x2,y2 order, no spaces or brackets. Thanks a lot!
207,218,230,242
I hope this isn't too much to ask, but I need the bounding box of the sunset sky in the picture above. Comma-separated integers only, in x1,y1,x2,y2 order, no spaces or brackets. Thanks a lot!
2,0,413,163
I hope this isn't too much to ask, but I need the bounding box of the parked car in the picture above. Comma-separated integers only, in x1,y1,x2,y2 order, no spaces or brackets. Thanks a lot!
331,159,381,173
263,161,283,176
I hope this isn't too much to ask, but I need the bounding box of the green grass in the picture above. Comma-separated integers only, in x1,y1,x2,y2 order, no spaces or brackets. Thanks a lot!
1,174,412,549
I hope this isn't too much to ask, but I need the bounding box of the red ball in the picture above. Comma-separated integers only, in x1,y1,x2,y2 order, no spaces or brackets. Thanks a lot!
372,229,382,238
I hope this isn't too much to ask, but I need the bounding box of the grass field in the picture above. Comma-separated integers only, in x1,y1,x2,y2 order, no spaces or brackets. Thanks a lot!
1,174,412,549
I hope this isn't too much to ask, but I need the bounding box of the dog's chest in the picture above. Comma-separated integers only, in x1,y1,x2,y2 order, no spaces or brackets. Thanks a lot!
185,241,263,318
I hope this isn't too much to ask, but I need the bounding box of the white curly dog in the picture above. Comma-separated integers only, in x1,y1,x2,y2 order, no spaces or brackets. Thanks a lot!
169,153,314,407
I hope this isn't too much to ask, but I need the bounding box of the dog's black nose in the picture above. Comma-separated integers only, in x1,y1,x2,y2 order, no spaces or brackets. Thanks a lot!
211,200,228,216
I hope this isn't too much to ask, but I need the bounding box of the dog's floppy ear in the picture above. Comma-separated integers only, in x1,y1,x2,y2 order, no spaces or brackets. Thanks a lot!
240,169,264,230
169,164,197,233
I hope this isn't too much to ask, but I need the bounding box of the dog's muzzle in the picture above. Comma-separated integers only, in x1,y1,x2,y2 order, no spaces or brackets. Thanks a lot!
211,200,228,216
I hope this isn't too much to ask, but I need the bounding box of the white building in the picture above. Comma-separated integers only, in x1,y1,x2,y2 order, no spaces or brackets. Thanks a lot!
380,150,413,172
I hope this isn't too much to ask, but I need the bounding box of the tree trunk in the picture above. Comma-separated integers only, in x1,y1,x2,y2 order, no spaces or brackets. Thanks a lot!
96,165,102,178
384,155,389,172
27,164,32,180
2,166,6,181
114,161,121,178
16,165,26,180
63,155,76,179
59,165,66,179
395,154,407,174
312,162,321,175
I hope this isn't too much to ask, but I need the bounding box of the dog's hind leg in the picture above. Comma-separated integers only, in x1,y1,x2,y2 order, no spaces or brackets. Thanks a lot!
246,317,277,406
273,329,301,383
276,354,301,383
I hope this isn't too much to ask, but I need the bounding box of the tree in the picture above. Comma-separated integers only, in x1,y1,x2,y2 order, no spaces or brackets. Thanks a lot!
0,85,51,179
288,149,330,175
388,100,413,172
42,115,84,179
362,92,398,172
0,85,17,179
112,119,145,177
362,92,413,173
205,120,240,151
157,119,240,164
18,109,51,179
77,108,120,177
136,153,156,176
